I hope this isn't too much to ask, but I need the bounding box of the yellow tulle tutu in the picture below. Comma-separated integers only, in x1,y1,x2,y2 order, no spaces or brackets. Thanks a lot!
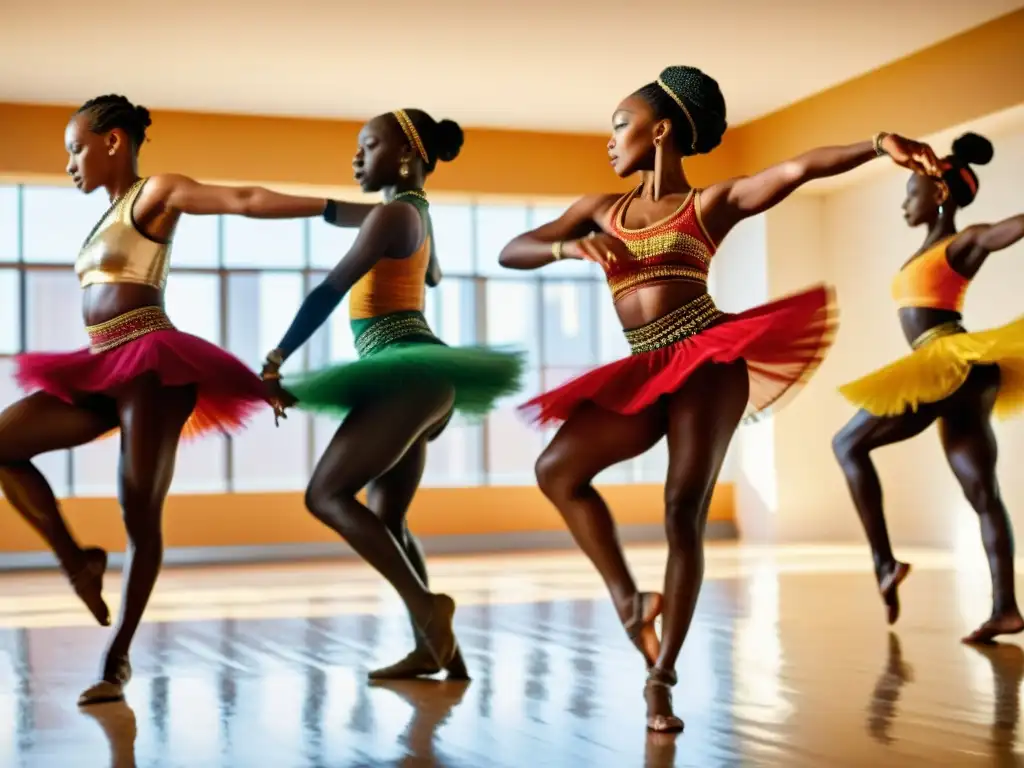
839,316,1024,419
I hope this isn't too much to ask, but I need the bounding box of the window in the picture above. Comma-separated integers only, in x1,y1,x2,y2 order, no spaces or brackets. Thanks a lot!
430,204,474,275
0,270,18,353
22,185,107,264
172,214,220,268
5,183,684,498
223,217,305,269
474,205,529,278
25,270,88,351
0,185,17,262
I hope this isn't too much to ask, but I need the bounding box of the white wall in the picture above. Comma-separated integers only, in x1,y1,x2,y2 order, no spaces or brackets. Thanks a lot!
732,108,1024,551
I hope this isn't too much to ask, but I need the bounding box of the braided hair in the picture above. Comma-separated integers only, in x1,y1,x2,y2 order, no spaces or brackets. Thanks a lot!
391,109,464,172
75,94,152,150
940,132,993,208
634,66,727,156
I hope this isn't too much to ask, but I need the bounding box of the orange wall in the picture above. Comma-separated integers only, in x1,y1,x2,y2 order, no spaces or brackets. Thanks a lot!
0,484,734,554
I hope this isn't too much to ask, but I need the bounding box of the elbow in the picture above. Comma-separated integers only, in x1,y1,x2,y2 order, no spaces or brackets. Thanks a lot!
498,242,518,269
236,187,261,217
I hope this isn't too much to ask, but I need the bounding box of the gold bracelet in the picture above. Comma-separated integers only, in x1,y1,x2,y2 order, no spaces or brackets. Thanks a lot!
872,132,891,157
261,369,281,381
551,241,564,261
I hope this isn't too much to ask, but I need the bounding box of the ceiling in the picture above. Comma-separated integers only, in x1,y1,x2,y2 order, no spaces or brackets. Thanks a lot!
2,0,1022,133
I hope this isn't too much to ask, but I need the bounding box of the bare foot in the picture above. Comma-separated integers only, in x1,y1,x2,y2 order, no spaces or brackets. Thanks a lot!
368,647,440,681
962,610,1024,645
644,668,684,733
68,548,111,627
79,654,131,707
619,592,662,668
416,594,460,671
877,561,911,626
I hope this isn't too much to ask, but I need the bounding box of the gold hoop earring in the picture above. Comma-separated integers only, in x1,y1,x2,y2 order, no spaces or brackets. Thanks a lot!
399,160,410,179
653,137,664,202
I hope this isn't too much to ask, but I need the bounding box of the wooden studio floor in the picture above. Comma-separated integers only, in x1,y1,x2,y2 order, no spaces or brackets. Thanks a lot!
0,544,1021,768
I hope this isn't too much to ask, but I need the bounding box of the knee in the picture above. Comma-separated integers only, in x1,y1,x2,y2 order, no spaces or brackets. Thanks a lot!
832,426,863,467
535,447,583,502
664,486,708,548
961,473,1002,515
304,476,355,529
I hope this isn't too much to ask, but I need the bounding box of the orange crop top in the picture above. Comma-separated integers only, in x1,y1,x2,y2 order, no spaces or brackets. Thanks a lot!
604,186,715,302
349,231,430,320
891,236,969,312
75,178,172,291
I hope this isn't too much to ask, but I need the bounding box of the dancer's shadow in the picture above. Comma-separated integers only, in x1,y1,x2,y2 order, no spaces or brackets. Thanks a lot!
80,699,138,768
371,679,470,766
867,631,914,745
968,641,1024,767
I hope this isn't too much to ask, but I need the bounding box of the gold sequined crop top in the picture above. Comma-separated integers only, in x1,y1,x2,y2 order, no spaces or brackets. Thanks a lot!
890,235,969,312
604,186,715,302
75,177,171,291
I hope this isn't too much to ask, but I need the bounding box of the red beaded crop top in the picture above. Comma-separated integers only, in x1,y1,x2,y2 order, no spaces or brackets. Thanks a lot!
604,186,715,302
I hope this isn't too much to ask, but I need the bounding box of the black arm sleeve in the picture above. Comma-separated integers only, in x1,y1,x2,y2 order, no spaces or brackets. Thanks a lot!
275,282,344,359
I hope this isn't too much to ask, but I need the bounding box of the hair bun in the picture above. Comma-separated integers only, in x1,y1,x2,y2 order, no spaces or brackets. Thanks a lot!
657,65,727,155
133,105,152,130
432,119,464,163
951,132,993,166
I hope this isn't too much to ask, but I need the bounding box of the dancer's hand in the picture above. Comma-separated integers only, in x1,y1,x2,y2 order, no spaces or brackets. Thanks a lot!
261,364,295,426
566,232,631,270
881,134,942,177
265,380,296,426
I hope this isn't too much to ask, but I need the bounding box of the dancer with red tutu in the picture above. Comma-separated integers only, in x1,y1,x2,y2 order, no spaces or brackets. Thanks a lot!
834,132,1024,644
0,94,355,704
499,66,940,732
259,109,523,682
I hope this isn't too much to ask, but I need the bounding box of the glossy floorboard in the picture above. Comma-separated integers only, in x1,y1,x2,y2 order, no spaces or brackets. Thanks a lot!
0,543,1020,767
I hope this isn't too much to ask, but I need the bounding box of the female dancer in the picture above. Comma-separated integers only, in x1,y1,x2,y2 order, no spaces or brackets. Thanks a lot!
498,65,939,732
0,94,372,704
259,109,523,681
834,132,1024,644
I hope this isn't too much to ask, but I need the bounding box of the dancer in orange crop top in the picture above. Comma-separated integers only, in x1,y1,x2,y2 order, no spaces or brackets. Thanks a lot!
499,64,940,733
0,94,380,706
258,109,522,683
834,132,1024,645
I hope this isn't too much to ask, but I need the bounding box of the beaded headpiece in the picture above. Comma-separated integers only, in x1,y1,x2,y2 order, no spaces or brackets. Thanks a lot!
392,110,429,164
656,78,698,152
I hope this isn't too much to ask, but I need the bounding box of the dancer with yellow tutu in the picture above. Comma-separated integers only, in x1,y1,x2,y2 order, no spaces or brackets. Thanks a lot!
259,109,524,680
833,132,1024,643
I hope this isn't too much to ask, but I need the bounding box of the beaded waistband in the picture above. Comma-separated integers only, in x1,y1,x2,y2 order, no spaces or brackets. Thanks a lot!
352,311,438,358
623,293,723,355
86,306,175,354
911,320,965,350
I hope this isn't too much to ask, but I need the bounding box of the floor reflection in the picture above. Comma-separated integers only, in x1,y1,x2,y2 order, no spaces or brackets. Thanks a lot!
0,545,1020,766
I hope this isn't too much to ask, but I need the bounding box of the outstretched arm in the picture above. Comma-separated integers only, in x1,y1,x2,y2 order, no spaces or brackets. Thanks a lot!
947,214,1024,278
700,134,941,243
264,203,419,365
498,193,617,270
149,173,328,218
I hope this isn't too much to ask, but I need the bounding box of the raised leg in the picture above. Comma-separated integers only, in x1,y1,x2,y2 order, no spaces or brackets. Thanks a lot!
304,383,459,669
644,359,748,734
534,401,666,666
0,391,119,625
79,375,197,706
939,366,1023,644
832,404,939,624
366,438,467,680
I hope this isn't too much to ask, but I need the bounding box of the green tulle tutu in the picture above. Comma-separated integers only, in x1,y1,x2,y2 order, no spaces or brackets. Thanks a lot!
287,311,525,420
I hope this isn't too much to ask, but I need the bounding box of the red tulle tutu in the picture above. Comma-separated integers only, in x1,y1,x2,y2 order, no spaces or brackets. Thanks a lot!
519,284,838,426
15,329,270,440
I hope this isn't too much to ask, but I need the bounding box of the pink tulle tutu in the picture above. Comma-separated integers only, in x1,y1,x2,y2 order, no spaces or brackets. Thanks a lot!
14,306,269,440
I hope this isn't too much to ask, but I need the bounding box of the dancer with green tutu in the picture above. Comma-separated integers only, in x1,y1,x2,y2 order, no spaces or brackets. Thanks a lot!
259,108,524,681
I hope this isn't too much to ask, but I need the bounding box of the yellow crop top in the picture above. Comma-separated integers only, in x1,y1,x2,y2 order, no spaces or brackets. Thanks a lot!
75,177,171,291
348,232,430,320
891,235,969,313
